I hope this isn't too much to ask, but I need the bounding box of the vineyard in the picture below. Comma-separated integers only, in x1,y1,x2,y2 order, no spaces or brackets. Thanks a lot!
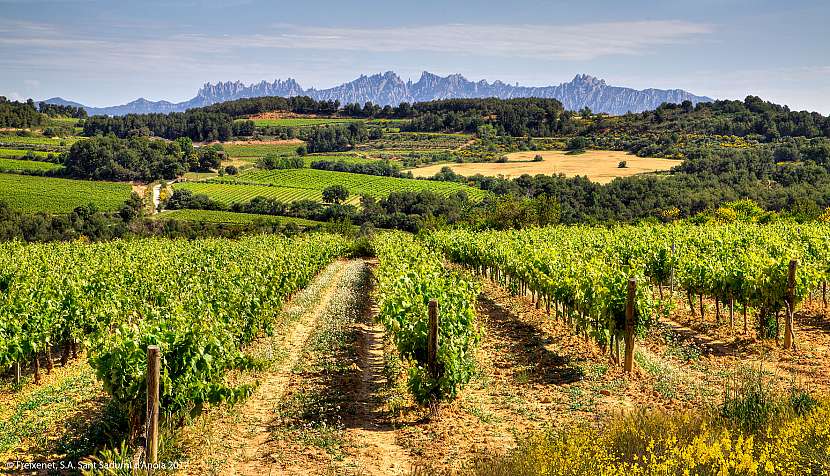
0,235,348,439
221,142,304,159
205,168,487,201
357,132,473,152
248,117,363,127
0,133,78,148
431,223,830,351
0,173,132,213
2,223,830,473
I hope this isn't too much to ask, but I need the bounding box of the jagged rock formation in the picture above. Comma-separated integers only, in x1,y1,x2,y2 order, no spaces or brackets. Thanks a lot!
44,72,712,116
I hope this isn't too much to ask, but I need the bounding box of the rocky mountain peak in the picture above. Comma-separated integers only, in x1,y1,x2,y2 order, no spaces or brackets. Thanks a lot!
46,70,713,116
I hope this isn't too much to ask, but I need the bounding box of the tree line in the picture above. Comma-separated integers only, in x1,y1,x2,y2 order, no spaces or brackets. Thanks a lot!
82,111,245,142
38,102,87,118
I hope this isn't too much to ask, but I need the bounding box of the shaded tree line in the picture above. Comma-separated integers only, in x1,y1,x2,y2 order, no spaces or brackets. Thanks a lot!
199,96,341,117
310,159,409,177
38,102,87,118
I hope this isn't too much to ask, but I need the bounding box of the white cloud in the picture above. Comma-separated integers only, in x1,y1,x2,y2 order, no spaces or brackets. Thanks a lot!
0,19,713,68
228,21,714,60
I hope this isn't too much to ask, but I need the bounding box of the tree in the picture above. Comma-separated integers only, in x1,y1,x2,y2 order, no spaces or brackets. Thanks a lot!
322,185,349,204
567,136,590,152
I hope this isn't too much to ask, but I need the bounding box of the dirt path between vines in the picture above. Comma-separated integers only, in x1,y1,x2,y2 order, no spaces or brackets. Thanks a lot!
230,262,348,476
343,318,413,475
178,261,347,475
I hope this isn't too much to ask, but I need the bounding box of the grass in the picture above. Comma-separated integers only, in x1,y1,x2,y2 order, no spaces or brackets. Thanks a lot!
0,157,64,173
0,364,111,460
156,209,328,228
408,149,680,184
0,173,132,213
211,168,487,201
271,261,368,466
463,368,829,476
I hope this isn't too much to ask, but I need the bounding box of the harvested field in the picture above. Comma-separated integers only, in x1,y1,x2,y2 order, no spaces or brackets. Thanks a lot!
408,150,680,183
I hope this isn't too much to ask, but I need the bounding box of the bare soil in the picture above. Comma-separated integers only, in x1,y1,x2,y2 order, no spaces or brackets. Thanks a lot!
408,150,679,183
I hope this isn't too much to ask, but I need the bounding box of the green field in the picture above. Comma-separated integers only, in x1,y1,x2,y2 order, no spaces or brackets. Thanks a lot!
156,209,328,227
0,157,64,173
211,168,486,200
0,148,53,159
175,181,325,204
222,142,304,158
0,173,132,213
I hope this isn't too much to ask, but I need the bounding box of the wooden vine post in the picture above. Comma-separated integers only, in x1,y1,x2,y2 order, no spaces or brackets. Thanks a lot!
146,345,160,471
427,300,439,379
784,260,797,350
624,278,636,373
13,361,20,385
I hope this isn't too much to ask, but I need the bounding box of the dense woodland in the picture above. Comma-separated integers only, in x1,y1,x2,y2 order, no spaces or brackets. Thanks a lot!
0,97,44,128
304,123,369,152
82,111,240,141
65,136,223,181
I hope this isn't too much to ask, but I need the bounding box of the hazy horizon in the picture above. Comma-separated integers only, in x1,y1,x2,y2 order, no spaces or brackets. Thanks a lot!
1,0,828,113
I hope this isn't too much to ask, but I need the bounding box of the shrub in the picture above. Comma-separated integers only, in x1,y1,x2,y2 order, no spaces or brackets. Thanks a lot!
532,154,543,162
618,160,627,168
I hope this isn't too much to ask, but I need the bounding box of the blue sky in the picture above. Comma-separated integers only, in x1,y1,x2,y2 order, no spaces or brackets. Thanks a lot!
1,0,828,112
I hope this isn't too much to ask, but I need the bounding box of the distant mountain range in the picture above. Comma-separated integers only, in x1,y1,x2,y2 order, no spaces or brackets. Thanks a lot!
43,71,713,116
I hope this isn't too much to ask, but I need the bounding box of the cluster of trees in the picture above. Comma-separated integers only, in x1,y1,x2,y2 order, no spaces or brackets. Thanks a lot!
305,123,368,152
165,190,357,223
0,97,44,128
598,97,830,141
402,98,573,136
82,111,239,141
38,102,87,118
310,159,408,177
65,136,223,181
